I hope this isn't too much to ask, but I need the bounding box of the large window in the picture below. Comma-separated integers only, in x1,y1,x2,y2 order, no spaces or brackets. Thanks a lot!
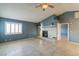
5,22,22,35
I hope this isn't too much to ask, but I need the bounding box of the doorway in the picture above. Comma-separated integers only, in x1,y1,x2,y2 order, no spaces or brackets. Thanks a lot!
57,23,69,40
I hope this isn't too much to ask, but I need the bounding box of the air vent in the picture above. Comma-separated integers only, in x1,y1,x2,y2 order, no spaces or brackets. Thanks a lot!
75,12,79,18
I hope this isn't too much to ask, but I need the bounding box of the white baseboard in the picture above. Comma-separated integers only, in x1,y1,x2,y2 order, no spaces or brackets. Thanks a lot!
70,41,79,45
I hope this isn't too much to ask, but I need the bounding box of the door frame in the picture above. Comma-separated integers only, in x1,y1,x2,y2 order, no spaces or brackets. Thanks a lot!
57,23,70,40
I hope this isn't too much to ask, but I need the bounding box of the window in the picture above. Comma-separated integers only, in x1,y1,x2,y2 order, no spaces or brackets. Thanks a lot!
5,22,22,35
11,24,15,34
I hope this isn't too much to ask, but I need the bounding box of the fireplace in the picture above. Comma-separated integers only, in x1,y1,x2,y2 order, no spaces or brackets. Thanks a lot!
42,31,48,37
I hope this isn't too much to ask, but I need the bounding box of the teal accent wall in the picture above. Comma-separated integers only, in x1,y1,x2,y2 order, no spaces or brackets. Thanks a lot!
0,17,37,42
40,15,58,27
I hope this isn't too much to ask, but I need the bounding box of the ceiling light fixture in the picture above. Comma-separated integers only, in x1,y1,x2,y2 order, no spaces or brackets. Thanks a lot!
36,3,54,11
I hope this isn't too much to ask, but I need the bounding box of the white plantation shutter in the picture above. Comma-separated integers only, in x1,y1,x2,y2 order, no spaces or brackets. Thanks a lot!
5,22,22,34
18,24,22,33
15,23,19,34
11,23,15,34
6,23,10,34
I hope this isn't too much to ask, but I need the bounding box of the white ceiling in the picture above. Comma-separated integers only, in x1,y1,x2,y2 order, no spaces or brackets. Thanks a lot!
0,3,79,23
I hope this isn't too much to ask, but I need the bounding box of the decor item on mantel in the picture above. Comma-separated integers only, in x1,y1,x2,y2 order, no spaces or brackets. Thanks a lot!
36,3,54,11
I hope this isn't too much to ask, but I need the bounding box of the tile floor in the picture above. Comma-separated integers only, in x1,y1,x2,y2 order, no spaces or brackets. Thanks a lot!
0,38,79,56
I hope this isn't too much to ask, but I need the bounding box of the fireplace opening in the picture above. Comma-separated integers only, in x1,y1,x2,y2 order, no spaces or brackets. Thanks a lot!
42,31,48,37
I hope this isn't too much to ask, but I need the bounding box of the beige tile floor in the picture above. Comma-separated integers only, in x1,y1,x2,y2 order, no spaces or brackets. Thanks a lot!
0,38,79,56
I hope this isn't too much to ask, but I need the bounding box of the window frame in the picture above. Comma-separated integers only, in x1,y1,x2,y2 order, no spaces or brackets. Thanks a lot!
5,22,22,35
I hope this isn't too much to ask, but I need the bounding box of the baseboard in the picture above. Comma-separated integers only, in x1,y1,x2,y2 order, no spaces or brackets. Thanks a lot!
70,41,79,45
